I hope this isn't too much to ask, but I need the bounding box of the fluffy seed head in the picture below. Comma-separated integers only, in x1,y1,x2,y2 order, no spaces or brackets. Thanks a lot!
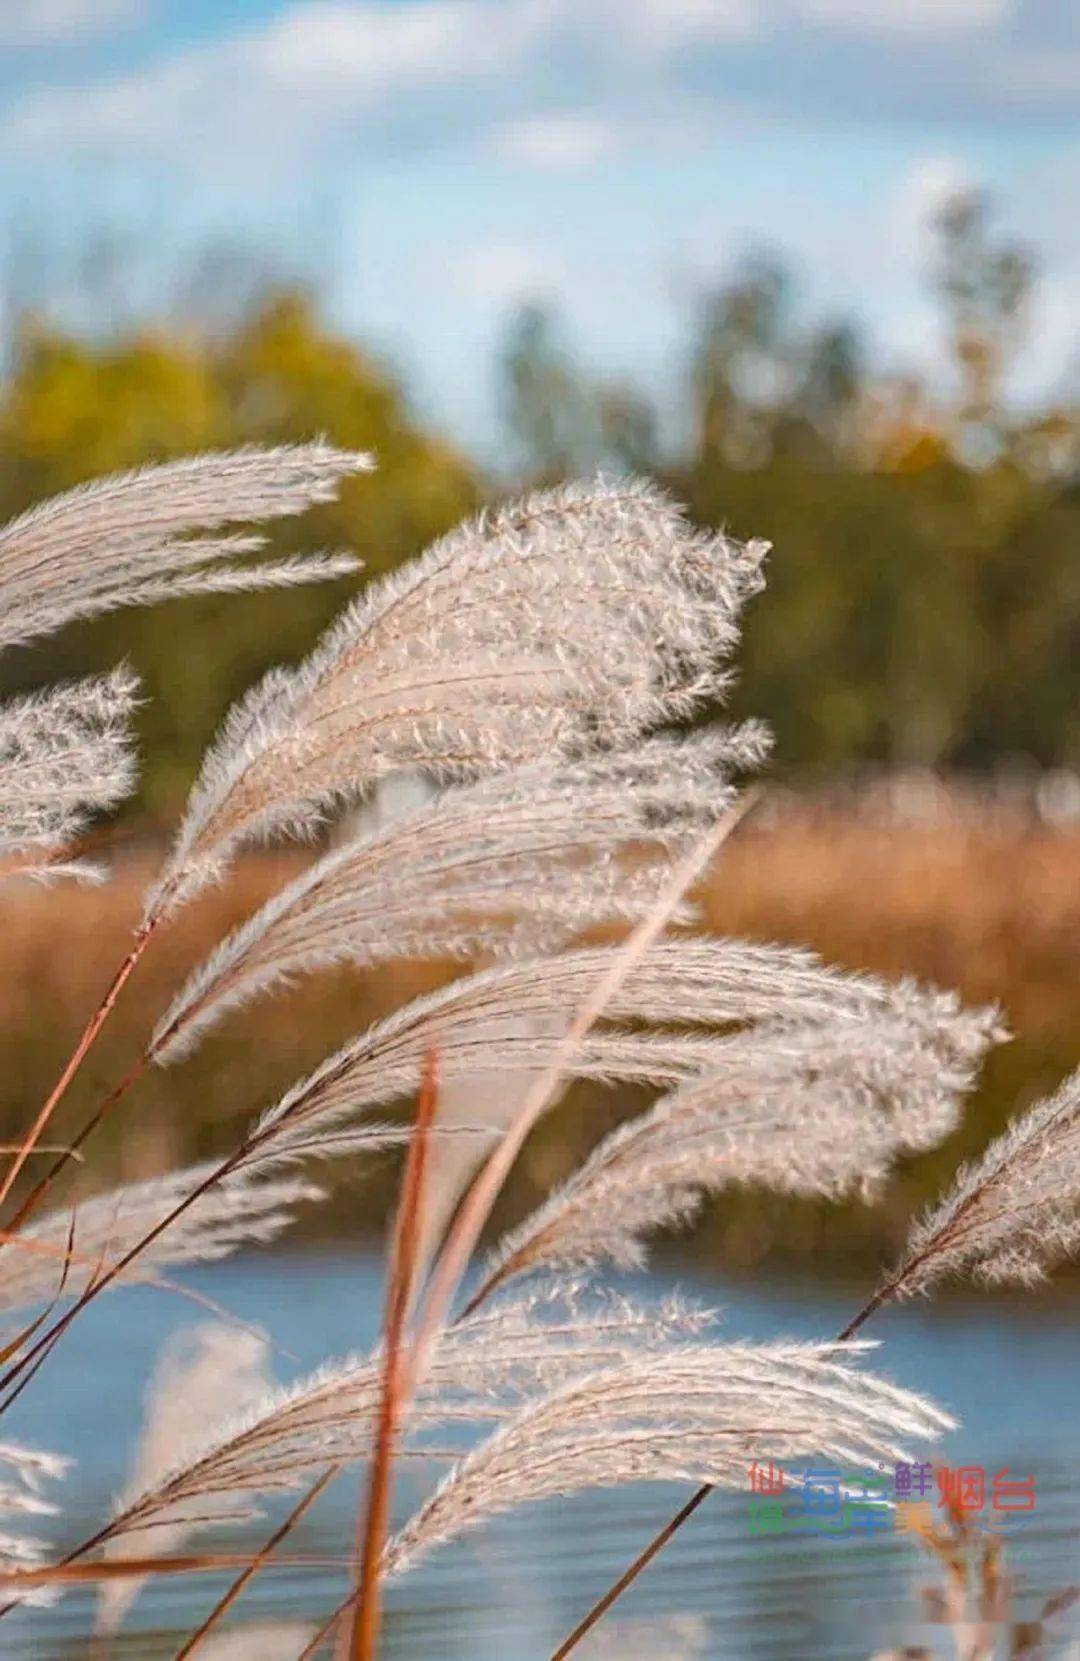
0,667,139,884
152,728,769,1064
0,444,369,653
383,1340,955,1576
145,479,767,919
478,1005,999,1295
900,1065,1080,1291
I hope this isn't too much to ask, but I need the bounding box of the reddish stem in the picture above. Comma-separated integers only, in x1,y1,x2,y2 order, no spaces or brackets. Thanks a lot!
4,1051,152,1235
0,918,158,1217
174,1465,339,1660
547,1271,909,1659
346,1049,438,1661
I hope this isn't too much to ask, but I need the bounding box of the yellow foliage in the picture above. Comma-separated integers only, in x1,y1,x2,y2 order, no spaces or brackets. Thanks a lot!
0,292,479,816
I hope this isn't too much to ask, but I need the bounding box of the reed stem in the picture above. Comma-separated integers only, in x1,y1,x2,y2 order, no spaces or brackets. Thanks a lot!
0,918,158,1218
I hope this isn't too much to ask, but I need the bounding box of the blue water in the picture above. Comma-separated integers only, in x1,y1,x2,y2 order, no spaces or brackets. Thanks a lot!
3,1251,1078,1659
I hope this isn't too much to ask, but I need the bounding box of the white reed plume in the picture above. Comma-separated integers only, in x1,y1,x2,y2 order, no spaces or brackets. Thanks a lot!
896,1064,1080,1293
476,1009,997,1296
0,1443,70,1606
92,1289,705,1557
195,1625,320,1661
244,940,999,1172
0,667,138,884
383,1341,955,1576
152,728,769,1065
0,1165,322,1314
97,1323,273,1636
0,444,369,653
144,479,768,919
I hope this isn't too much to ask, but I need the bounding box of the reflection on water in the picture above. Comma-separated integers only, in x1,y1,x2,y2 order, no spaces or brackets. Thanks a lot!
4,1251,1079,1659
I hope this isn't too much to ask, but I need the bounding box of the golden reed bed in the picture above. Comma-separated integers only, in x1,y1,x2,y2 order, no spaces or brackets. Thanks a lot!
3,801,1078,1268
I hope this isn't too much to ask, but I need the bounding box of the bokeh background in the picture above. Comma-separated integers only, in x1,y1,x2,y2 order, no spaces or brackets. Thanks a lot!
2,0,1079,1274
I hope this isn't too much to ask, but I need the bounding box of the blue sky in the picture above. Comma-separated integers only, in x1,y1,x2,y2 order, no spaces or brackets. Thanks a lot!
0,0,1077,456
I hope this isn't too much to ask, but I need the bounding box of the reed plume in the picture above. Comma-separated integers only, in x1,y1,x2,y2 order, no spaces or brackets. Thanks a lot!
144,480,767,920
0,668,138,884
886,1064,1080,1296
84,1289,704,1562
152,729,768,1065
0,445,369,1202
474,1008,998,1298
552,1045,1080,1660
0,444,369,652
245,939,997,1175
0,1165,322,1313
382,1340,954,1577
0,1443,70,1604
0,1126,413,1403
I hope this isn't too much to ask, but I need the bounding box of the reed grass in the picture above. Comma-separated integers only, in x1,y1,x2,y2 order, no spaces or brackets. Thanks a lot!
0,450,1074,1661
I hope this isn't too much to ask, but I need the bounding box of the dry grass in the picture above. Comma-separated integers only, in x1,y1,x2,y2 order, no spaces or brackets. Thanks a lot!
0,457,1068,1656
0,850,442,1198
702,806,1080,1031
2,804,1078,1264
692,805,1080,1264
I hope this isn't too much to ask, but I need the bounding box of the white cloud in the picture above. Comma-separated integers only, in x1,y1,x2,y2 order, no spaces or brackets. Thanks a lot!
493,114,620,170
0,0,145,47
0,0,1070,179
617,0,762,47
1,0,550,162
448,242,563,304
0,0,761,187
796,0,1008,30
247,0,538,95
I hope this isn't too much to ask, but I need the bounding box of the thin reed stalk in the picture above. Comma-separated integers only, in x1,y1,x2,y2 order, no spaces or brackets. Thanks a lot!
344,1050,438,1661
545,1266,926,1657
0,1147,252,1408
0,1104,402,1410
406,803,752,1398
174,1466,339,1661
2,1051,153,1235
0,1551,347,1589
300,1600,350,1660
0,918,158,1215
548,1488,713,1661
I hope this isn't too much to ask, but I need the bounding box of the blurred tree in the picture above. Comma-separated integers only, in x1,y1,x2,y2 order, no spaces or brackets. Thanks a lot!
796,322,862,448
932,187,1034,447
692,252,794,467
0,290,479,817
502,304,600,479
2,217,1078,807
670,209,1076,772
501,302,660,479
497,216,1078,775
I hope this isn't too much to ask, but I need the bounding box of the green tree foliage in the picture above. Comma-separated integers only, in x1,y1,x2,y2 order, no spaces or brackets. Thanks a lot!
502,202,1080,772
0,291,479,814
501,304,658,480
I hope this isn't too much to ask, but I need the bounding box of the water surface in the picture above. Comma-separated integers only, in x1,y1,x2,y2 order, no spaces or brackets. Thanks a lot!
5,1251,1078,1658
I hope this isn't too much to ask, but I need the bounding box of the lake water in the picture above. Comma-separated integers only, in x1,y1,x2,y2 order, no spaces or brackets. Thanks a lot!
3,1250,1078,1659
